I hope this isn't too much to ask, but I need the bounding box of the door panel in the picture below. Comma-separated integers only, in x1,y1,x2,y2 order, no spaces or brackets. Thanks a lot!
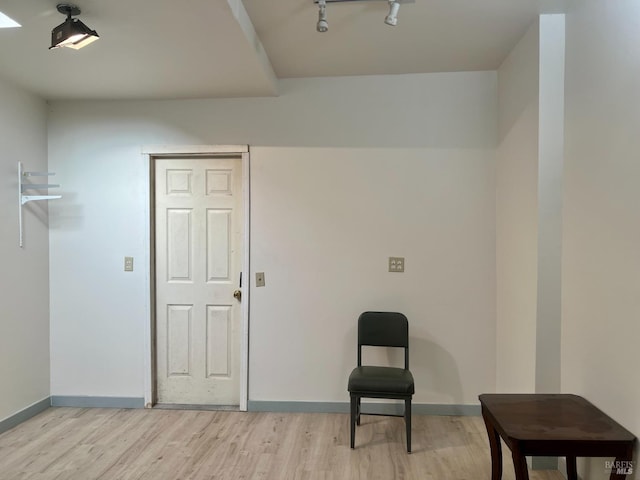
207,305,231,377
155,157,242,405
167,209,192,281
167,305,192,376
207,209,231,280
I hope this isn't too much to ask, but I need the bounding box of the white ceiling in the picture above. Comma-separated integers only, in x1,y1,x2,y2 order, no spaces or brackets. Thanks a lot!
0,0,567,100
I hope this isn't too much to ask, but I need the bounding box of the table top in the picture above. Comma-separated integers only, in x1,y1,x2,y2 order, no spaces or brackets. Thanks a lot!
479,394,636,443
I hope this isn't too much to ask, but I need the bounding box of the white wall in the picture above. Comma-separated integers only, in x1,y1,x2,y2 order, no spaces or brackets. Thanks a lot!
496,20,540,392
48,72,497,405
0,76,50,421
563,0,640,477
250,147,495,403
495,15,565,396
534,15,565,394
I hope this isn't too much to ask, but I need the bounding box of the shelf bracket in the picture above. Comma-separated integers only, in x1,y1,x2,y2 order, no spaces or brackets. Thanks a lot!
18,161,62,248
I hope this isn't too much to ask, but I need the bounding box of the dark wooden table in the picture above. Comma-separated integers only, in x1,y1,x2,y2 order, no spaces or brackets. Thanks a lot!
479,394,636,480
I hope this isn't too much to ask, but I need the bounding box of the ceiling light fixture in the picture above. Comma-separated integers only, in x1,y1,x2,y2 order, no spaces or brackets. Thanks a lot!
317,0,328,33
50,3,99,50
384,1,400,26
313,0,411,31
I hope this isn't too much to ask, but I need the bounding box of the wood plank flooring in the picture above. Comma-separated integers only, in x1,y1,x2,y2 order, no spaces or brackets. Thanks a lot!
0,408,565,480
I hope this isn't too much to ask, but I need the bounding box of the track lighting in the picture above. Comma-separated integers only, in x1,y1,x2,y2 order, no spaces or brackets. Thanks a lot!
317,0,328,33
313,0,408,32
50,3,99,50
384,1,400,26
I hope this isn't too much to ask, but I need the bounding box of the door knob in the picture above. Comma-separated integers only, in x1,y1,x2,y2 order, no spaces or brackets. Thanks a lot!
233,289,242,301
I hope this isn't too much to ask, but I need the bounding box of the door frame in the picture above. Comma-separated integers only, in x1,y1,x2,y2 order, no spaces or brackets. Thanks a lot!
142,145,250,411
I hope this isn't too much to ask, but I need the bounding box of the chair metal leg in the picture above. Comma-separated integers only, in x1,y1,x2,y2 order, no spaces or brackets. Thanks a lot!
356,397,361,425
350,395,357,449
405,398,412,453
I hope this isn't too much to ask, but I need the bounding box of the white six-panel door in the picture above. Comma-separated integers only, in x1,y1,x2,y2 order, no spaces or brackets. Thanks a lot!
155,157,242,405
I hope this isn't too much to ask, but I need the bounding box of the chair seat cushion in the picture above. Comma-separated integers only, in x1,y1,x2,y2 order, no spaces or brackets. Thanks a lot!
348,366,415,395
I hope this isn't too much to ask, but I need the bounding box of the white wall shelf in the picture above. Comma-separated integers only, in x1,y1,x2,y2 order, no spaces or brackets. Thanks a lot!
18,161,62,248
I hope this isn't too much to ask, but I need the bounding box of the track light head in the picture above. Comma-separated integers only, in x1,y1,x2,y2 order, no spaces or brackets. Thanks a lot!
384,1,400,26
50,3,99,50
317,0,328,32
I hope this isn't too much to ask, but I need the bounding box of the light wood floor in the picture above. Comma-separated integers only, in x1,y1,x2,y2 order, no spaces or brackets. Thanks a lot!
0,408,565,480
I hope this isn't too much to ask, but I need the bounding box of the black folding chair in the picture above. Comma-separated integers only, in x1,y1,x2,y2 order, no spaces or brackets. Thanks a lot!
347,311,415,452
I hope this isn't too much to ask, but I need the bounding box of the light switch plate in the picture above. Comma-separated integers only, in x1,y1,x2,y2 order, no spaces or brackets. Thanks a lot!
256,272,265,287
124,256,134,272
388,257,405,273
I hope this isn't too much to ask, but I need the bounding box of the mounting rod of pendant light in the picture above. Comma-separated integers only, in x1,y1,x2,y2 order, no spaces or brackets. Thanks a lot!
50,3,99,50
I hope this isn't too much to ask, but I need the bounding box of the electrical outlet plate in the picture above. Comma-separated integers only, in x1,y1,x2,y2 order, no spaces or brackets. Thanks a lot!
388,257,404,272
256,272,266,287
124,256,134,272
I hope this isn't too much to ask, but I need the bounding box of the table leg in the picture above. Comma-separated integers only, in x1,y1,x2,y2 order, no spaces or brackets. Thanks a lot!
511,445,530,480
566,455,577,480
481,409,502,480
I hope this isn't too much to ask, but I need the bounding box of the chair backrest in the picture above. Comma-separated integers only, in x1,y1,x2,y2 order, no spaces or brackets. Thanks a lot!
357,311,409,369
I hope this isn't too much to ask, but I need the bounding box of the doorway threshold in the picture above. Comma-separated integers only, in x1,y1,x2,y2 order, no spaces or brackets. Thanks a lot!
153,403,240,412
